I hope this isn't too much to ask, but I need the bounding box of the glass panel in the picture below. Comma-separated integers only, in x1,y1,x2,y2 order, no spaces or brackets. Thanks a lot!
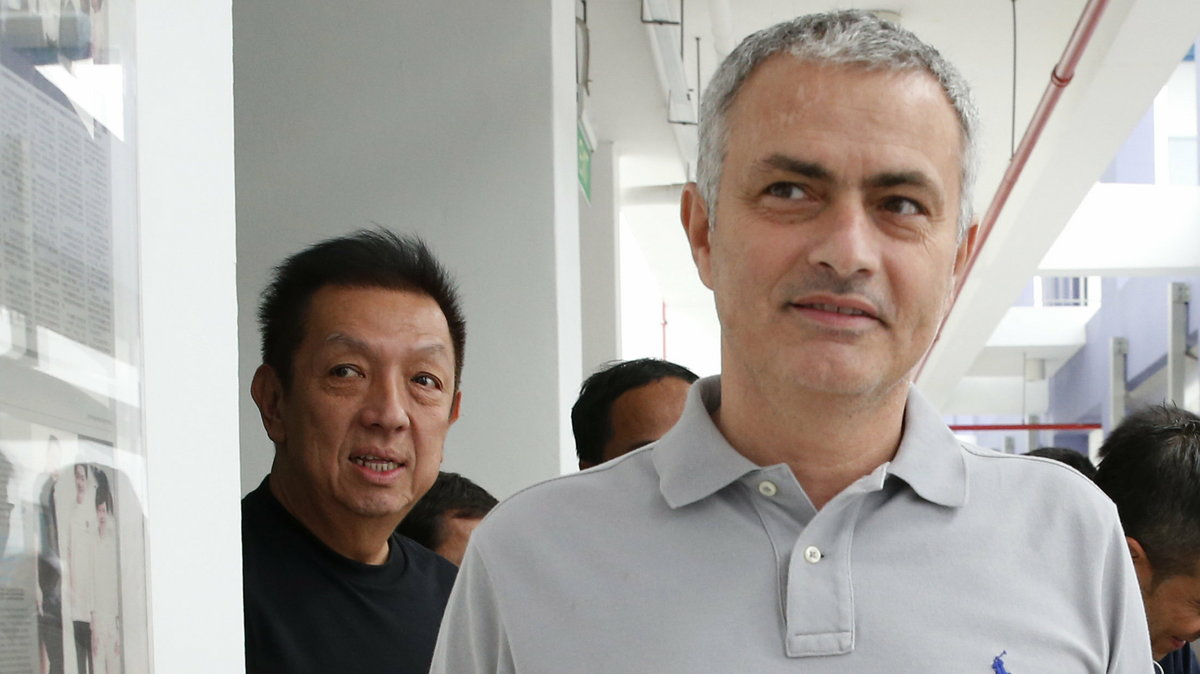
0,1,148,672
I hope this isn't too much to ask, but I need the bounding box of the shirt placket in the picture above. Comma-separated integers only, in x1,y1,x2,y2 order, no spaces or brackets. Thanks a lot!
783,492,865,656
745,465,884,658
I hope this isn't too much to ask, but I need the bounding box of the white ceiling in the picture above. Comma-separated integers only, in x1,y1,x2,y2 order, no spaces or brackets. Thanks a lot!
581,0,1200,416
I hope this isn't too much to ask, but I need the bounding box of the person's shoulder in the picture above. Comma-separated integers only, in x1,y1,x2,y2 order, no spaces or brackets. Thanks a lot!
474,447,660,536
241,478,315,568
241,479,285,537
241,477,273,513
393,533,457,587
464,448,670,572
961,443,1093,482
391,532,456,590
959,443,1116,514
241,482,270,529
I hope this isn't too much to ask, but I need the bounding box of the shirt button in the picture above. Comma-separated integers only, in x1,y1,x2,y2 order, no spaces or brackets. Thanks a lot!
803,546,822,564
757,480,778,497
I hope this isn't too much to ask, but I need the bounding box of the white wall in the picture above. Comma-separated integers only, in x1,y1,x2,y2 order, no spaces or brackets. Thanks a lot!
618,203,720,377
136,0,243,671
234,0,581,499
618,216,667,361
579,141,621,375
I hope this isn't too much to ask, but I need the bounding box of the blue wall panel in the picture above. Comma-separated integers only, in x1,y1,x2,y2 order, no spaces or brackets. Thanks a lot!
1049,276,1199,427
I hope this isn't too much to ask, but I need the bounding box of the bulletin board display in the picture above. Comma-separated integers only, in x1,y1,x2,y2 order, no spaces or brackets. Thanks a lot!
0,1,148,673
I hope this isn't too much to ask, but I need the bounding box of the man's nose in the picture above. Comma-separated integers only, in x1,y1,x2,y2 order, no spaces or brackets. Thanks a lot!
806,199,880,278
360,376,411,430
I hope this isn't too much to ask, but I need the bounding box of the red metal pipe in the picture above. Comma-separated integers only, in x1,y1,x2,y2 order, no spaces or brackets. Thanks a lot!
956,0,1110,294
918,0,1110,377
949,423,1101,432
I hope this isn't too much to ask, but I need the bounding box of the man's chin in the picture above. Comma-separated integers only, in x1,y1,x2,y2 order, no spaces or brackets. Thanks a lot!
345,495,412,521
1150,635,1180,661
788,365,888,397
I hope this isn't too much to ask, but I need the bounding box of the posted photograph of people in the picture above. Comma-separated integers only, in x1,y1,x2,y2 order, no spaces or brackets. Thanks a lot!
0,415,131,674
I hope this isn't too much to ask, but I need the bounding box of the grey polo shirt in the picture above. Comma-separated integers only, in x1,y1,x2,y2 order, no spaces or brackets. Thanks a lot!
432,376,1151,673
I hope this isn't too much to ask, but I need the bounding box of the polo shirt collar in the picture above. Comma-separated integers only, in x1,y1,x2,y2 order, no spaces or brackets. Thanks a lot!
886,385,967,508
655,376,760,509
654,376,967,510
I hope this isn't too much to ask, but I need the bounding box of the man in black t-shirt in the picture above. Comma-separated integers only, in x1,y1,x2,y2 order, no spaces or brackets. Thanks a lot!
1095,405,1200,673
243,229,466,673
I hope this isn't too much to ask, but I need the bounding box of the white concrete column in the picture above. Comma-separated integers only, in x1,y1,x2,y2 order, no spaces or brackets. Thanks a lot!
137,0,243,671
579,140,621,374
235,0,581,499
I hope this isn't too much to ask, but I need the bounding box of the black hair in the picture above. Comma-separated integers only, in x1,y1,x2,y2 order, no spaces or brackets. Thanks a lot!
1024,446,1096,480
258,228,466,389
572,358,699,466
94,468,113,513
1094,404,1200,579
396,472,497,552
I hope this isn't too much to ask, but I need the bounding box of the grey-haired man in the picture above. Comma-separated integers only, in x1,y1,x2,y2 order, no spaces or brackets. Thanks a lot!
432,11,1151,672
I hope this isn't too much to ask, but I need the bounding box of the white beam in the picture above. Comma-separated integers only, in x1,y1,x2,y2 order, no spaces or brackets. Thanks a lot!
942,377,1049,416
988,306,1094,347
920,0,1200,410
1040,184,1200,275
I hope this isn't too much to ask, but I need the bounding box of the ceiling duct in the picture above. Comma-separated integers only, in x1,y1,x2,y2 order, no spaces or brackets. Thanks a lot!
641,0,700,176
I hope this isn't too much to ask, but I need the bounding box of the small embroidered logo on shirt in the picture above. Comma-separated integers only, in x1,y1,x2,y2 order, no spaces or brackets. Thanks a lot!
991,650,1012,674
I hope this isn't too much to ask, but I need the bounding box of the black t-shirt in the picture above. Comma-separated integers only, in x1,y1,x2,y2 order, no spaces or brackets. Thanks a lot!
242,478,457,674
1161,643,1200,674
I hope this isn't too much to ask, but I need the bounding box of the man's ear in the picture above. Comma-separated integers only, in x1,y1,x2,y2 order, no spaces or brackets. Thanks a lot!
952,222,979,285
250,364,288,445
449,389,463,424
1126,536,1154,588
681,182,715,289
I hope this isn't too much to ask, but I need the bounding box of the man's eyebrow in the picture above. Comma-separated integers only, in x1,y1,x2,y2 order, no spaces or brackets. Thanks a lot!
755,156,939,195
865,170,936,191
325,334,451,359
755,154,832,181
325,333,372,352
412,342,451,359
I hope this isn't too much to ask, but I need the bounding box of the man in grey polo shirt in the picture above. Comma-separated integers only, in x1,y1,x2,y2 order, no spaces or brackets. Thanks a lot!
431,11,1151,672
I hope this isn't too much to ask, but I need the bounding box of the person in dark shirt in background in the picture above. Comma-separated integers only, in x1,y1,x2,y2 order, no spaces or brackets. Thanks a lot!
1095,404,1200,673
243,229,464,674
397,471,497,566
572,358,698,469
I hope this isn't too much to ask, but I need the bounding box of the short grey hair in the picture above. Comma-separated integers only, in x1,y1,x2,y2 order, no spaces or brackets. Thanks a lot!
696,10,979,236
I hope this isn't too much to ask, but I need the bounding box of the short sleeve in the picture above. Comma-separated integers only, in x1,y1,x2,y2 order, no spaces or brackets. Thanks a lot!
1102,512,1154,673
430,540,516,674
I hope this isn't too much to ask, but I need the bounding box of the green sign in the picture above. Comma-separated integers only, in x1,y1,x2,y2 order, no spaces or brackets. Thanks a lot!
577,122,593,202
